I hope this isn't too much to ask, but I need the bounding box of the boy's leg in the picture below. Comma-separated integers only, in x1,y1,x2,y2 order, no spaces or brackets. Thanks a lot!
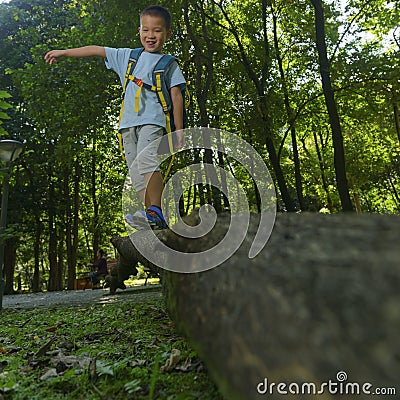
143,171,164,208
121,127,149,227
121,127,140,190
136,125,168,229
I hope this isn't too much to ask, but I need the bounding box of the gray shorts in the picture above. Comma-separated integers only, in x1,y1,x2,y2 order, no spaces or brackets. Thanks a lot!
121,125,164,192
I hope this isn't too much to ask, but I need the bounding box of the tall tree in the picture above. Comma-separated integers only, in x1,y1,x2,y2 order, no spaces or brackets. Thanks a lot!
205,0,296,211
271,4,305,210
310,0,353,211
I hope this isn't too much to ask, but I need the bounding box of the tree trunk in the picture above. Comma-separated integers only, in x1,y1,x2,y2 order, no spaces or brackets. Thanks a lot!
215,127,229,210
387,173,400,212
64,168,73,289
311,0,353,211
22,161,42,292
223,0,296,211
312,130,334,212
72,160,81,282
65,160,81,290
57,231,64,290
202,131,222,213
47,206,59,291
242,117,261,212
393,100,400,145
32,217,41,292
272,11,305,210
193,149,206,206
184,0,222,212
91,142,100,259
3,237,17,295
197,0,296,211
47,181,59,292
259,101,296,212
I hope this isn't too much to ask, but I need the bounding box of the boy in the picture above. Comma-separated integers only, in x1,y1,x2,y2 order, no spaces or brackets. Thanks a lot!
45,5,186,229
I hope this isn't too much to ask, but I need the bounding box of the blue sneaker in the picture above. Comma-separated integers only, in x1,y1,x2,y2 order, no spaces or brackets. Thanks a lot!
125,210,147,229
124,213,135,226
145,206,168,229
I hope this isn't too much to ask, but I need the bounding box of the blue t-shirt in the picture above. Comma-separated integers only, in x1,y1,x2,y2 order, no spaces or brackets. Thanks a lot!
105,47,186,129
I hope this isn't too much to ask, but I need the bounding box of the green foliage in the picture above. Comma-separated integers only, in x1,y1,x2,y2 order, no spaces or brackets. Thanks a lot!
0,90,12,135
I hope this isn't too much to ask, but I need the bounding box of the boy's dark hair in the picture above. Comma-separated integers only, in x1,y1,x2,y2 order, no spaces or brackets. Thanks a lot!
140,5,172,30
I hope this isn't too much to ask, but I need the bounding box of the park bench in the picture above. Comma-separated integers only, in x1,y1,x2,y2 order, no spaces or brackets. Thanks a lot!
73,259,118,290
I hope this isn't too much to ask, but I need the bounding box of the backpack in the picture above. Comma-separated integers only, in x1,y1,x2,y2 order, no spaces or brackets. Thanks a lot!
117,48,188,156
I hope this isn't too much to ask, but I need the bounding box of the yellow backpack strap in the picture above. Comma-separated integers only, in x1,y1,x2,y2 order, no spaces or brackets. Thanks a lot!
133,78,143,113
163,153,175,183
155,72,170,115
155,70,175,182
117,64,132,161
118,61,133,128
153,55,177,133
117,132,124,160
117,48,144,160
152,56,181,181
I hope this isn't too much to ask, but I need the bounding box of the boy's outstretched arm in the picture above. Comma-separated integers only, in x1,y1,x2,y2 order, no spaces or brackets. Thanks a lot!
44,46,106,64
171,86,184,148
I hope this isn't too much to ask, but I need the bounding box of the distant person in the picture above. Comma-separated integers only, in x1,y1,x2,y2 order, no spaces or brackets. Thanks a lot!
89,249,108,288
44,5,186,230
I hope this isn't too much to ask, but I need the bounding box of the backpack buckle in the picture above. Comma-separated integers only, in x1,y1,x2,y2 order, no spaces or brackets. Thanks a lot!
134,78,143,87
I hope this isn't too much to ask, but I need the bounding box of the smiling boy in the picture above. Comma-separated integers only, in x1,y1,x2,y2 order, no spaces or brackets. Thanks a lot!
45,5,186,229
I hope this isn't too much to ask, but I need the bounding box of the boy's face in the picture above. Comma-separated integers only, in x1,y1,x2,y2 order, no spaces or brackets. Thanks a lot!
139,14,171,53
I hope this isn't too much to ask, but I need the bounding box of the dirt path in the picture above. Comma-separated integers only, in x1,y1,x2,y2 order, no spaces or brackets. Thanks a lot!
2,285,162,310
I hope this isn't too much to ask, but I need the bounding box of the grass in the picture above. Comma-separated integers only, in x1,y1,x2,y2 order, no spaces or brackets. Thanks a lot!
0,289,223,400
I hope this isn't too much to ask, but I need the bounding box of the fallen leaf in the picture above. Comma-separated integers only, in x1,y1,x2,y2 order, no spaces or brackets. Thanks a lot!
95,360,114,377
175,358,203,372
51,351,91,370
160,349,181,372
18,317,33,328
40,368,58,381
35,336,57,357
4,346,21,355
88,357,97,383
45,321,64,332
129,359,146,367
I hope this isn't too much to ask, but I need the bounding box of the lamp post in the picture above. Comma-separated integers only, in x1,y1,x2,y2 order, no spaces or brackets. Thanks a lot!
0,140,24,310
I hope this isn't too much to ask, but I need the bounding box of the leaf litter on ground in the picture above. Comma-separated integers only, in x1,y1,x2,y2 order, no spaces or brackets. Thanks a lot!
0,294,222,400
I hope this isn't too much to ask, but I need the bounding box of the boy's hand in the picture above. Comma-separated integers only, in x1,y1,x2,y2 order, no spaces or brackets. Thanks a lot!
44,50,66,64
175,130,185,149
